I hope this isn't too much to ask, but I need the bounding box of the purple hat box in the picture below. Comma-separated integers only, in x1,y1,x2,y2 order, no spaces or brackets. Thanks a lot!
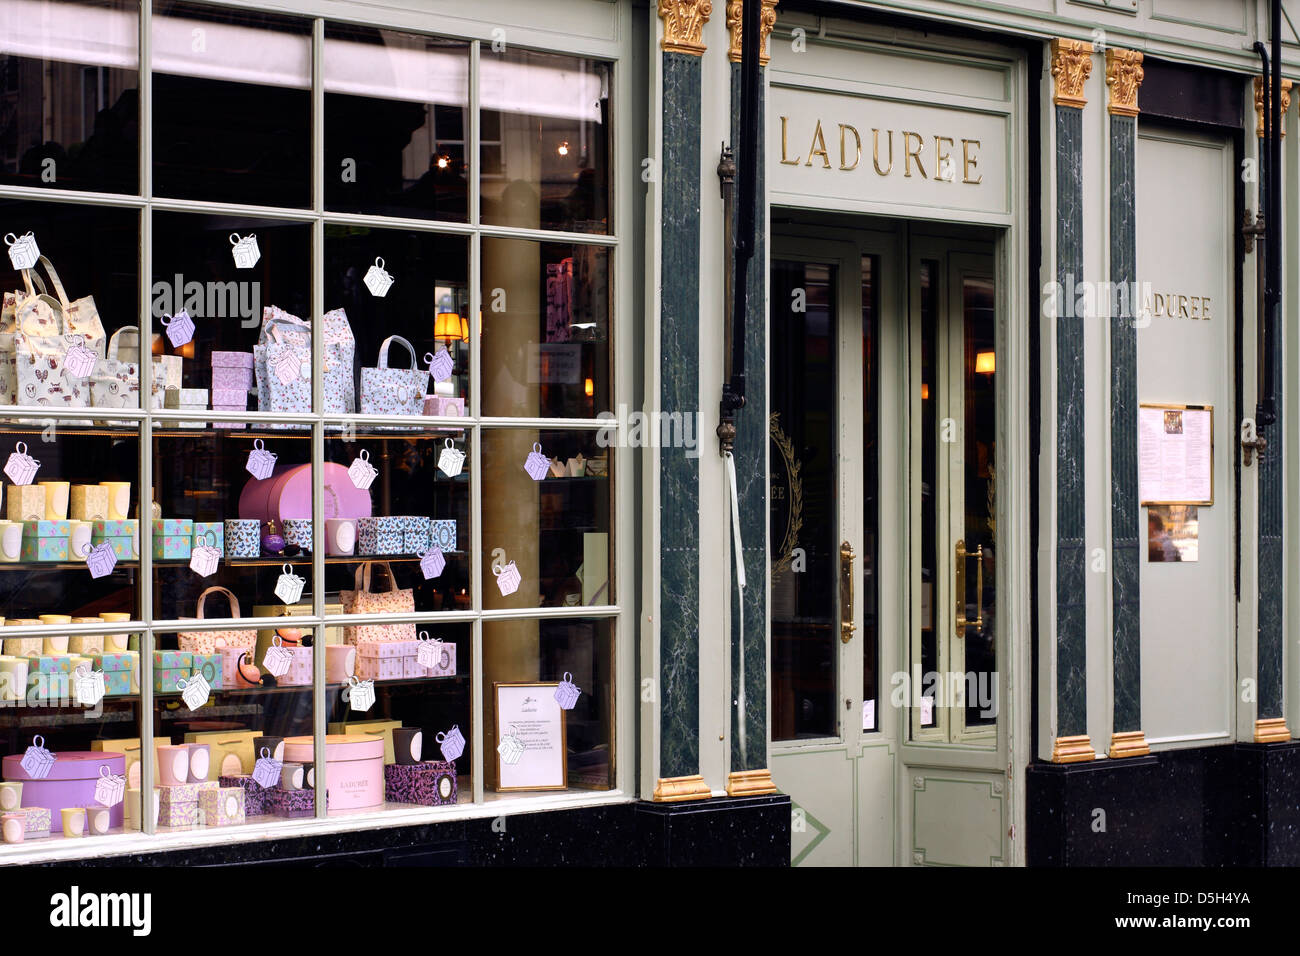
2,750,127,828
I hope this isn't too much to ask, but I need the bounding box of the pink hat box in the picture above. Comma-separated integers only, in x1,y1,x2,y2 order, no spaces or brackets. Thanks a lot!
239,463,372,523
2,750,127,827
282,734,384,811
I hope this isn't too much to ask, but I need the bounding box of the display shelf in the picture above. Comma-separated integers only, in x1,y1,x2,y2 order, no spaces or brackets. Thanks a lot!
0,551,467,572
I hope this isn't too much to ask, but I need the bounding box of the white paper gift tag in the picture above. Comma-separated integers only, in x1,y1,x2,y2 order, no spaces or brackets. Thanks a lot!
275,563,306,604
494,560,521,596
162,309,196,348
554,671,581,710
82,541,118,579
497,725,525,766
416,632,442,668
21,736,55,778
437,438,465,478
64,337,97,379
418,546,445,580
426,347,454,383
230,232,261,269
5,442,40,485
523,442,549,481
94,766,126,807
252,748,282,788
5,231,39,270
437,724,466,762
363,257,394,297
74,665,106,706
263,635,292,678
344,676,375,712
348,449,378,490
177,673,211,710
246,439,277,480
190,539,221,577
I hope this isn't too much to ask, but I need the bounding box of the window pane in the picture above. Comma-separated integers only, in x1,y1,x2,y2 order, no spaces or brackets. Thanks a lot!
481,428,611,611
152,2,311,207
481,238,609,419
324,27,469,222
480,50,610,234
0,0,139,194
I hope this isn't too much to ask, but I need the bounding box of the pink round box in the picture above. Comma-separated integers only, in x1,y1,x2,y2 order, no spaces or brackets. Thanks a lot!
3,751,127,828
282,734,383,811
239,463,372,523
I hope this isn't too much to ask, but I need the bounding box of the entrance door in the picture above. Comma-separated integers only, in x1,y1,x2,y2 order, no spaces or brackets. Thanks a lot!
769,220,1009,866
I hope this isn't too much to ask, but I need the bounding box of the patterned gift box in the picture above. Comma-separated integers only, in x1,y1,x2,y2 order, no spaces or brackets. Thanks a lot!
158,780,217,805
158,800,201,827
219,773,268,815
21,805,51,833
212,409,248,429
212,366,254,391
191,522,224,555
152,651,193,693
3,637,43,657
211,388,248,408
91,519,138,560
20,520,70,561
267,786,315,818
67,634,104,655
32,654,75,675
401,516,430,553
413,640,456,678
211,350,254,369
356,516,404,555
70,485,109,521
190,652,222,690
7,485,46,522
383,760,457,806
198,785,245,826
421,395,465,418
356,655,403,681
278,646,313,687
281,519,312,551
152,519,193,559
224,519,260,558
429,519,458,552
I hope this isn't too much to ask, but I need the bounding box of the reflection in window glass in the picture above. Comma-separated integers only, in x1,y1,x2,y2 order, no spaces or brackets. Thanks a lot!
0,0,139,194
152,2,311,207
480,50,610,234
325,27,469,222
481,238,608,419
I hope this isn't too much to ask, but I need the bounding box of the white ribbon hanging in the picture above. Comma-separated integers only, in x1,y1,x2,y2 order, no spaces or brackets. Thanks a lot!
725,451,747,763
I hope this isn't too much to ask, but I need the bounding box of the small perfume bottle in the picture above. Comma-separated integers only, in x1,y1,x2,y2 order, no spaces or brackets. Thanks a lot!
262,519,286,555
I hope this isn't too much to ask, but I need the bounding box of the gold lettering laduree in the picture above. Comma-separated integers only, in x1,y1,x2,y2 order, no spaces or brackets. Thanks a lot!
778,116,985,186
1150,292,1211,321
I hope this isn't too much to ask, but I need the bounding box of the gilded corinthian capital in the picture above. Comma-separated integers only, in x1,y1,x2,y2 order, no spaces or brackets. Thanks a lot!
727,0,779,65
1105,49,1143,117
1050,38,1093,109
659,0,713,55
1253,76,1294,138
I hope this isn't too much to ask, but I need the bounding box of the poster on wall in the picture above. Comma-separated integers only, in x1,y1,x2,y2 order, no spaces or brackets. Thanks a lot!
494,682,567,791
1138,404,1213,505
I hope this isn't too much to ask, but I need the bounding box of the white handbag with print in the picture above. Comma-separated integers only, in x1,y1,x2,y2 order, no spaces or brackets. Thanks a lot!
90,326,166,424
12,257,105,416
360,335,428,417
0,268,54,407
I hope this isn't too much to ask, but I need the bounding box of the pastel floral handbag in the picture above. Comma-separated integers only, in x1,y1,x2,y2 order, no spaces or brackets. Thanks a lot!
254,306,312,427
359,335,428,417
321,307,355,414
340,561,417,644
12,257,105,418
178,586,258,654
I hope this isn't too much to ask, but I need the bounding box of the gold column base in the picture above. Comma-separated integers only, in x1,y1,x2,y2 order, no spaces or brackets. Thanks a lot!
1107,730,1150,758
1254,717,1292,743
725,768,779,796
652,774,712,802
1051,734,1096,763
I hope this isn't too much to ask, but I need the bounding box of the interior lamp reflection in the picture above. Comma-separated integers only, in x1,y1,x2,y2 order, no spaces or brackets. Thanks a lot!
975,350,995,374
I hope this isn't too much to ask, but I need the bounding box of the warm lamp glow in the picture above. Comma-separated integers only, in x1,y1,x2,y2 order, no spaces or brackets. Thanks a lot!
435,311,469,344
921,382,930,400
557,140,570,157
584,377,594,397
178,340,196,359
975,350,995,374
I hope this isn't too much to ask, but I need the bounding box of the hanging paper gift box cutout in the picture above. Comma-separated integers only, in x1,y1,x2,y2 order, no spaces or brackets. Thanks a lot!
230,232,260,269
263,635,292,678
554,671,582,710
74,664,106,706
190,532,221,577
426,347,454,383
348,449,378,490
245,439,277,480
5,442,40,485
275,563,306,604
344,675,375,712
64,336,97,379
524,442,549,480
162,309,195,348
416,632,444,669
418,546,445,580
437,438,465,477
273,350,308,386
21,736,55,778
94,765,126,807
494,560,521,596
363,257,394,297
5,231,39,270
177,673,211,710
437,724,466,762
497,725,525,766
82,540,118,579
251,747,282,788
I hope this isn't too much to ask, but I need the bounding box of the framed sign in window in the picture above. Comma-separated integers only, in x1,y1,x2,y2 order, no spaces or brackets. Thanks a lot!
1139,403,1213,505
493,682,567,791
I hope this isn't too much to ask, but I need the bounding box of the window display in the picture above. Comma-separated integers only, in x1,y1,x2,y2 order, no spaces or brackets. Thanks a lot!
0,0,621,856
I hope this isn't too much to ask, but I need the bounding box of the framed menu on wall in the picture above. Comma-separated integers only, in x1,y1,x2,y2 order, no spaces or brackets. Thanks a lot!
493,682,567,791
1139,403,1213,505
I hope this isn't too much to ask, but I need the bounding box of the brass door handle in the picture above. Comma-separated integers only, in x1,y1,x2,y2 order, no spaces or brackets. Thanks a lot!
954,538,983,638
840,541,856,644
